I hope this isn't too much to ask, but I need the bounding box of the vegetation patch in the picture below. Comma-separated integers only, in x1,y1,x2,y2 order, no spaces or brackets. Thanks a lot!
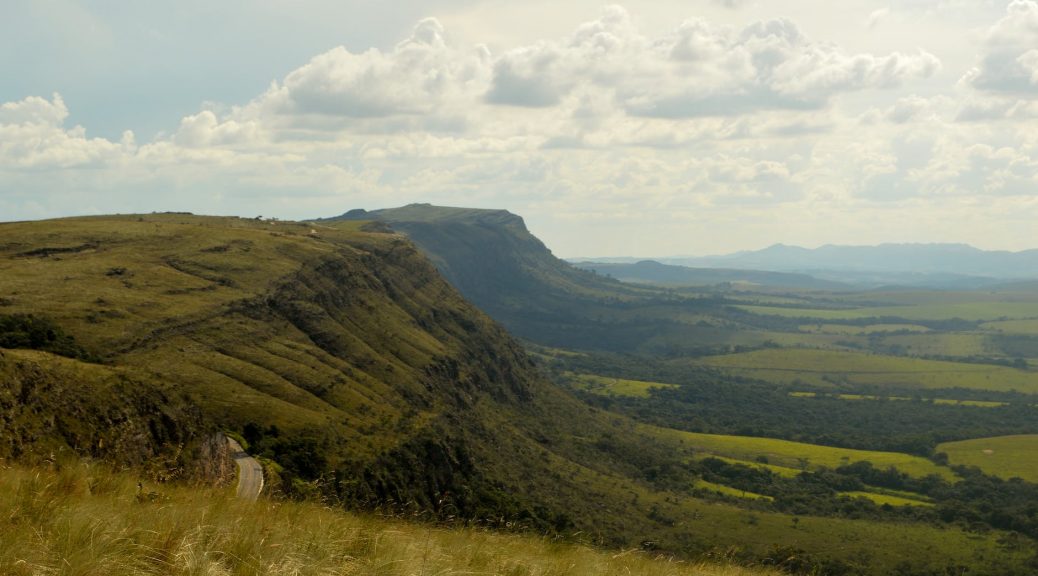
565,372,679,398
693,455,802,478
790,391,1008,407
0,314,96,361
839,491,934,508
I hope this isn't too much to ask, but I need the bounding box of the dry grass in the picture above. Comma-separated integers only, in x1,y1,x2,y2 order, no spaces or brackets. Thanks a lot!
0,461,779,576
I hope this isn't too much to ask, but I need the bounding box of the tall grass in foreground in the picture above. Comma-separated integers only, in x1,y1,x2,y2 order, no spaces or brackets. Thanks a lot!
0,462,779,576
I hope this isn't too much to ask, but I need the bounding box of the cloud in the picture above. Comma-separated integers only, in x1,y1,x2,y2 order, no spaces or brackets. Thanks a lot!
485,8,940,118
0,92,71,126
174,110,262,148
484,43,569,107
0,93,134,169
148,6,944,149
251,17,490,124
963,0,1038,94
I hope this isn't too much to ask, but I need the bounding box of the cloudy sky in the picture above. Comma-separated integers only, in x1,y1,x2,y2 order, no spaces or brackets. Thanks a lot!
2,0,1037,256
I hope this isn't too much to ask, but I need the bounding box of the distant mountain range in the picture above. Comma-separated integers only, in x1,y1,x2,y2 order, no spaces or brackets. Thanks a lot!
573,243,1038,290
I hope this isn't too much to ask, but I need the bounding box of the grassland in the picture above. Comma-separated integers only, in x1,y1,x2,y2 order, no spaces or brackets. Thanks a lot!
567,372,679,398
697,348,1038,393
938,435,1038,483
840,491,934,507
0,461,783,576
647,425,956,480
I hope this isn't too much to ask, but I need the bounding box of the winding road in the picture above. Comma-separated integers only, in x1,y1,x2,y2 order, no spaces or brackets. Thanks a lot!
226,436,264,500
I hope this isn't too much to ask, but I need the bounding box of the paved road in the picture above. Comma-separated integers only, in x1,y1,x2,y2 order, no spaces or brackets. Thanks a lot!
226,436,264,500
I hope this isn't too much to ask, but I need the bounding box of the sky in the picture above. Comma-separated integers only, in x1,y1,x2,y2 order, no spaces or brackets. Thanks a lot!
2,0,1037,257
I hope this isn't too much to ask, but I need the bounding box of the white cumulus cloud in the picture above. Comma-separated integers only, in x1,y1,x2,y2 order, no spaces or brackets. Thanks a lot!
0,93,134,169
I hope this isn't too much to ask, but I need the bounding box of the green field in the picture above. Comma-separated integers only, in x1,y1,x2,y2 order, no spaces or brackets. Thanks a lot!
938,435,1038,482
791,391,912,401
648,425,956,480
567,372,678,398
739,301,1038,322
699,348,1038,393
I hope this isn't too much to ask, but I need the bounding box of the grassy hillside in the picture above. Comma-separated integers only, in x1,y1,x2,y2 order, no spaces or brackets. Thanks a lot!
0,461,782,576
